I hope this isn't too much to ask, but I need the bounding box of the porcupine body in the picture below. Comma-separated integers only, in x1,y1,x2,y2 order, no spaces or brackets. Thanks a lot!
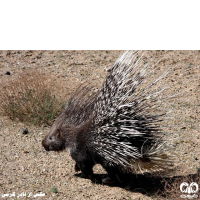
42,51,173,183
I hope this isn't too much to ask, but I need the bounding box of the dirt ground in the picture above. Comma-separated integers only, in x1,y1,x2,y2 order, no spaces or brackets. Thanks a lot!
0,50,200,200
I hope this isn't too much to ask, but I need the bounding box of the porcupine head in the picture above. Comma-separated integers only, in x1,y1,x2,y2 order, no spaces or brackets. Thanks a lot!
42,113,72,152
42,84,95,153
42,51,174,178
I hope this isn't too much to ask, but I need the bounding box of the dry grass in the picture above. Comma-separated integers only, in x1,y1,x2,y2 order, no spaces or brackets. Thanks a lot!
0,69,65,126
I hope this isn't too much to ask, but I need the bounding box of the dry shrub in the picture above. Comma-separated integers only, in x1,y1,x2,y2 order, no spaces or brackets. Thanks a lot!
0,70,65,126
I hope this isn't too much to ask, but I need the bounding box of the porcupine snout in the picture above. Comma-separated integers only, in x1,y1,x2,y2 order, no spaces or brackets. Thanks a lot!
42,136,50,151
42,127,66,152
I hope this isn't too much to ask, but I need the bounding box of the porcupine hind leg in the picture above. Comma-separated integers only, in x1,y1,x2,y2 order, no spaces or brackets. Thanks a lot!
74,163,80,172
102,164,121,184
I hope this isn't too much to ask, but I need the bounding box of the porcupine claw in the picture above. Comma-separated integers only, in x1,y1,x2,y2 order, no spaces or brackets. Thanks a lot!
102,177,116,184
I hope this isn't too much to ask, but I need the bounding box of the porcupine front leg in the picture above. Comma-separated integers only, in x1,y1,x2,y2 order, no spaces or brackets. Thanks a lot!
75,159,96,182
71,150,95,181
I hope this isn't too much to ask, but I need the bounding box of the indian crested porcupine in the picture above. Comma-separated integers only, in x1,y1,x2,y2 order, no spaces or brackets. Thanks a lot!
42,51,173,183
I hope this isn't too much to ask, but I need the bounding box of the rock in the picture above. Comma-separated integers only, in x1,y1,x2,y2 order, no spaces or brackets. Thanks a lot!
3,71,11,75
21,128,29,135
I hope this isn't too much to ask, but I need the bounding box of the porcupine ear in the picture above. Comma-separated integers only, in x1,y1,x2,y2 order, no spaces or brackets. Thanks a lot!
93,50,175,173
57,128,61,138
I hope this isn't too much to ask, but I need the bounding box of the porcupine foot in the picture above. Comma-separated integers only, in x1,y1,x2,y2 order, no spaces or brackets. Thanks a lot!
102,167,119,184
80,168,96,182
75,162,112,183
75,160,100,183
86,173,100,183
102,176,115,184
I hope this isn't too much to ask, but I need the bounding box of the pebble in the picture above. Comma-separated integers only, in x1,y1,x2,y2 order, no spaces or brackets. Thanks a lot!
3,71,11,75
21,127,29,135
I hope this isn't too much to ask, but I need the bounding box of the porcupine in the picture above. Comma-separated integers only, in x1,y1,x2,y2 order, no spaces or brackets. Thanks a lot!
42,51,173,184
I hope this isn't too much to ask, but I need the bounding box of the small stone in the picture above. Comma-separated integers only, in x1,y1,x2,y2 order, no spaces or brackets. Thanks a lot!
21,127,29,135
30,61,36,63
3,71,11,75
105,67,111,72
6,52,11,56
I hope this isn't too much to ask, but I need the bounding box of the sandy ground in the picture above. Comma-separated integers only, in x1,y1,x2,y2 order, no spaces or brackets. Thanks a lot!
0,50,200,199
